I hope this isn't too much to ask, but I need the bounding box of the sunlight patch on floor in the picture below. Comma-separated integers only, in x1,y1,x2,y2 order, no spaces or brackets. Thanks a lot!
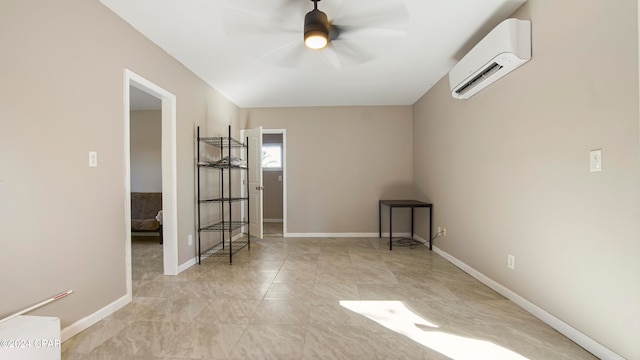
340,300,530,360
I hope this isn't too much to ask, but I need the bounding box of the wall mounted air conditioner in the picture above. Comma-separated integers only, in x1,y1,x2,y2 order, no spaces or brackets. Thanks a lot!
449,18,531,99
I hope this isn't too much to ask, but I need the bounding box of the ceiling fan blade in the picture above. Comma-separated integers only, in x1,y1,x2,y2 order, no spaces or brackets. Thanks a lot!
325,39,379,68
330,0,409,30
257,39,299,59
257,40,311,69
321,46,343,69
273,0,307,17
334,25,407,40
224,5,299,36
222,0,409,70
227,0,304,14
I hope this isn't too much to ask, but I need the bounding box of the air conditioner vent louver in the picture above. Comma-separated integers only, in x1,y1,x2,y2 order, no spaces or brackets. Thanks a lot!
455,62,503,96
449,19,531,99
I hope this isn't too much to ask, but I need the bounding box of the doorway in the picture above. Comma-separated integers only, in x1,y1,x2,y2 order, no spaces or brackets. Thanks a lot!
124,70,179,298
129,86,163,279
262,129,287,237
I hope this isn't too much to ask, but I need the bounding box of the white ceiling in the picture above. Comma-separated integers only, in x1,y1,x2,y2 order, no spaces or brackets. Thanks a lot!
101,0,527,108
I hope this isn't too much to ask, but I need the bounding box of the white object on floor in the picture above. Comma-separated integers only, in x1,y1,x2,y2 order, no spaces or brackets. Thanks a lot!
0,315,61,360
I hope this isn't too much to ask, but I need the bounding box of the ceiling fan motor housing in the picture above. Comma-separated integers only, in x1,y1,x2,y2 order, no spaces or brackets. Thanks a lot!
304,9,330,43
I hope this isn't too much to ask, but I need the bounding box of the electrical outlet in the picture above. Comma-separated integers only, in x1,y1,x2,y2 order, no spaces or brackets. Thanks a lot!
188,235,193,246
436,227,447,238
507,254,515,270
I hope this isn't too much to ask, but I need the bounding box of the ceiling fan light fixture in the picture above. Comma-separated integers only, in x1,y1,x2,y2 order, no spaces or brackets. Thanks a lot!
305,31,328,49
304,7,329,50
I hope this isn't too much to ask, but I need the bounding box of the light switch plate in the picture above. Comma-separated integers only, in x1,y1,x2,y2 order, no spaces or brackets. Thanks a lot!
589,149,602,172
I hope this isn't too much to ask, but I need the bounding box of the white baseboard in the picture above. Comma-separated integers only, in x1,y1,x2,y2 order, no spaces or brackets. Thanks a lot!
432,246,623,360
178,257,197,273
284,232,413,238
285,232,374,238
60,293,131,343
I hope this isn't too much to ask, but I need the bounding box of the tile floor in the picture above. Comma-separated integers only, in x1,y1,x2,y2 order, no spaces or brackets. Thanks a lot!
62,225,596,359
263,222,283,238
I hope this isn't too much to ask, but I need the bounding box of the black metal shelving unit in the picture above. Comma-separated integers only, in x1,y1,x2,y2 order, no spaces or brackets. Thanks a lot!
196,125,250,264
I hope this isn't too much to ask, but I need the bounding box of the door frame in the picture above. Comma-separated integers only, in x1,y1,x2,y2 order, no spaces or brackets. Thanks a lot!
262,129,288,237
124,69,179,298
241,127,264,239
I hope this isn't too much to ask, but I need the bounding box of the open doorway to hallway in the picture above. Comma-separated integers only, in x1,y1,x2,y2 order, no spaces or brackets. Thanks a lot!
124,69,179,298
129,86,163,279
262,130,286,237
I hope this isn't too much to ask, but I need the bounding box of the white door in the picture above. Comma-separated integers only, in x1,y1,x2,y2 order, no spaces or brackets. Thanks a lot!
242,127,263,239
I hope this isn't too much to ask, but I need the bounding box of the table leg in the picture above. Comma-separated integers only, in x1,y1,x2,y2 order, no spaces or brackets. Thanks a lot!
411,207,415,238
378,202,382,238
429,206,433,250
389,207,393,251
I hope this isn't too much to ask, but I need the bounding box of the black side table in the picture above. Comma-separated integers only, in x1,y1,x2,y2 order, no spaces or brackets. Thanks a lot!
379,200,433,250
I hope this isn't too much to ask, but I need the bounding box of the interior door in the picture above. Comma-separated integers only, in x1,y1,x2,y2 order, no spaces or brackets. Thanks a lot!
242,127,263,239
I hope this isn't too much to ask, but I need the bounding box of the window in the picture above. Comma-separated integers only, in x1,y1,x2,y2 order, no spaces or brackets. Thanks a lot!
262,144,282,170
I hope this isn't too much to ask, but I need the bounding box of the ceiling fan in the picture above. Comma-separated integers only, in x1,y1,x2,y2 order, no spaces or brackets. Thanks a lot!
303,0,332,50
223,0,410,69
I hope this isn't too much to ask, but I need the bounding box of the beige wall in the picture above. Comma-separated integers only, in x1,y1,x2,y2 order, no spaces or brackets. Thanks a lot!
240,106,414,234
130,110,161,192
0,0,238,329
412,0,640,358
